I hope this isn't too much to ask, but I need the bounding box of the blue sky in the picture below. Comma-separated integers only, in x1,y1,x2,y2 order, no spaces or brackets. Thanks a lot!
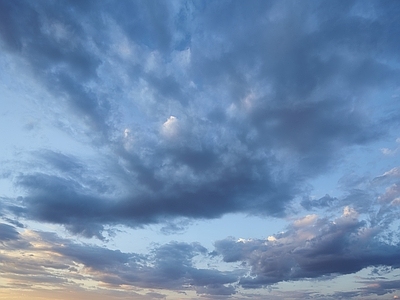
1,1,400,299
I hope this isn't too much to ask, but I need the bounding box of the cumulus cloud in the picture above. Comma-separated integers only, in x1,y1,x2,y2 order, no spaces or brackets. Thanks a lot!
215,209,400,289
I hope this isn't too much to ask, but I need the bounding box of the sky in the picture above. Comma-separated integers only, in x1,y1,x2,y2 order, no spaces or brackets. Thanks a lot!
1,0,400,299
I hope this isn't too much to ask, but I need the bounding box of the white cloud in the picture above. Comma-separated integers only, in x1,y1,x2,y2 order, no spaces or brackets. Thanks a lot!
342,206,358,218
383,167,400,178
381,148,396,155
124,128,130,138
381,138,400,156
293,214,318,228
123,128,134,150
161,116,179,138
237,238,253,243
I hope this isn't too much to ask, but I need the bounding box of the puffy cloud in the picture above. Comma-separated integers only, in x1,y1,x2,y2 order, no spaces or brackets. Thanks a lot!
378,184,400,204
293,214,318,227
215,210,400,289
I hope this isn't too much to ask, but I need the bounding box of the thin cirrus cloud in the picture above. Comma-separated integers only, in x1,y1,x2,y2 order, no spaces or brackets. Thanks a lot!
1,0,400,299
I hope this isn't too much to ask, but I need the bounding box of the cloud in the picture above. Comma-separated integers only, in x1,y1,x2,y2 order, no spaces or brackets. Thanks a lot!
0,222,30,250
161,116,179,138
0,223,20,241
358,279,400,297
194,284,236,296
301,194,337,210
214,208,400,289
378,184,400,205
1,0,400,244
13,145,296,238
2,1,400,298
0,224,239,296
145,292,167,299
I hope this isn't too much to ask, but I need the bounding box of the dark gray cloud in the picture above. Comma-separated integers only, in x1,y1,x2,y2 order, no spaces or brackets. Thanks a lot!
214,211,400,289
0,223,20,241
1,218,24,228
14,148,295,238
0,222,30,250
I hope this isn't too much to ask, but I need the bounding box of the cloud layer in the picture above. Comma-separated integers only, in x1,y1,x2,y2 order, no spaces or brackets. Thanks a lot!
1,0,399,239
2,200,400,298
1,1,400,299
